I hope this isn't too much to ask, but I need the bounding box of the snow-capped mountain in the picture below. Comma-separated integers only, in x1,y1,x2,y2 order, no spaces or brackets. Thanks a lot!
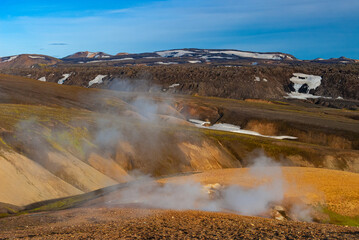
0,49,357,69
57,48,300,66
155,49,295,61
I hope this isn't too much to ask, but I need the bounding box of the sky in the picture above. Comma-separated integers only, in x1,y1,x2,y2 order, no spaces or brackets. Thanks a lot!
0,0,358,59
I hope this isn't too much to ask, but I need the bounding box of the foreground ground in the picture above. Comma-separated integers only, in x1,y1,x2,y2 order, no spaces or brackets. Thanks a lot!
0,207,358,239
1,167,358,239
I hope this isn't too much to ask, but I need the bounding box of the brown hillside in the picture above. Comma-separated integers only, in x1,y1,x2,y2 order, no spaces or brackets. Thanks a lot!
0,54,59,69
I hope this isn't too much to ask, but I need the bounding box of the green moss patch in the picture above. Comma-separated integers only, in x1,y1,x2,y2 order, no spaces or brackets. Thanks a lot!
322,207,359,227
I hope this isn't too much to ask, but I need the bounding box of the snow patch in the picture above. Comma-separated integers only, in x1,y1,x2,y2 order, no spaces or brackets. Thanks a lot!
155,61,178,65
286,73,322,99
38,77,46,82
28,55,45,59
189,119,297,140
114,57,134,61
1,55,18,63
87,58,134,63
285,94,332,100
188,119,208,125
210,56,225,59
290,73,321,90
188,60,201,64
57,73,71,84
88,75,107,87
209,51,286,60
87,52,96,58
169,83,180,88
254,77,268,82
285,93,321,100
156,50,194,58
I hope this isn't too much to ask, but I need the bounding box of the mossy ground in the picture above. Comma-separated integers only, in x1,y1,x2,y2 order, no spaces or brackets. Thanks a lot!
322,207,359,227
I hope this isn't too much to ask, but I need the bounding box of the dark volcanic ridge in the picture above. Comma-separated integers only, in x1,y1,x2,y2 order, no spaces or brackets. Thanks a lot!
1,48,358,105
4,64,359,106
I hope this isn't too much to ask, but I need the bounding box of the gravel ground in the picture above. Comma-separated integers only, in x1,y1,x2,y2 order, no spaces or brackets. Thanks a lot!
0,207,358,239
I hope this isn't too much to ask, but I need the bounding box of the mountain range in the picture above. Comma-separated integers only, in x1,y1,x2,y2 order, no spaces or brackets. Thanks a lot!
1,49,358,70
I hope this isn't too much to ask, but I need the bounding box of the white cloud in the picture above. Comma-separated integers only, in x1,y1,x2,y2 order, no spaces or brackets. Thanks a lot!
106,8,131,14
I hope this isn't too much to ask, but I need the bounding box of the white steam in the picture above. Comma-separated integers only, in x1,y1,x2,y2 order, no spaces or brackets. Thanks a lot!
106,154,288,217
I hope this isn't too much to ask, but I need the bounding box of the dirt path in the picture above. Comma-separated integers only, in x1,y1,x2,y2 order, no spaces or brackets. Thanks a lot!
0,207,358,239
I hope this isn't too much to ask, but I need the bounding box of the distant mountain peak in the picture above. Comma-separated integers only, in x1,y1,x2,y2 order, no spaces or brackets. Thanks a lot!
116,52,130,56
64,51,112,59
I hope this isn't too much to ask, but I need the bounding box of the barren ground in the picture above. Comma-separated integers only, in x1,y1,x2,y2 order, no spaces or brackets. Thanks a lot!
0,207,358,239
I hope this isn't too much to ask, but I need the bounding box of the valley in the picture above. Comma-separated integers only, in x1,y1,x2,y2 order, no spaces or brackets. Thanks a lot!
2,0,359,238
0,50,358,239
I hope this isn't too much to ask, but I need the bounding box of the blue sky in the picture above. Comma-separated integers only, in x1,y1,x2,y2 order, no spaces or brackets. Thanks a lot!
0,0,358,59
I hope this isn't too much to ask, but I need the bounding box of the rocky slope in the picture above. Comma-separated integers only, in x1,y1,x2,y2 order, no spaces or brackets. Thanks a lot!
5,64,359,104
1,49,358,104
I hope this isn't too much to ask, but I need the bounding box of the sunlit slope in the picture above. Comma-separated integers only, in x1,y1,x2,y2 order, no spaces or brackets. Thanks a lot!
160,167,359,216
0,152,83,206
0,75,239,205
